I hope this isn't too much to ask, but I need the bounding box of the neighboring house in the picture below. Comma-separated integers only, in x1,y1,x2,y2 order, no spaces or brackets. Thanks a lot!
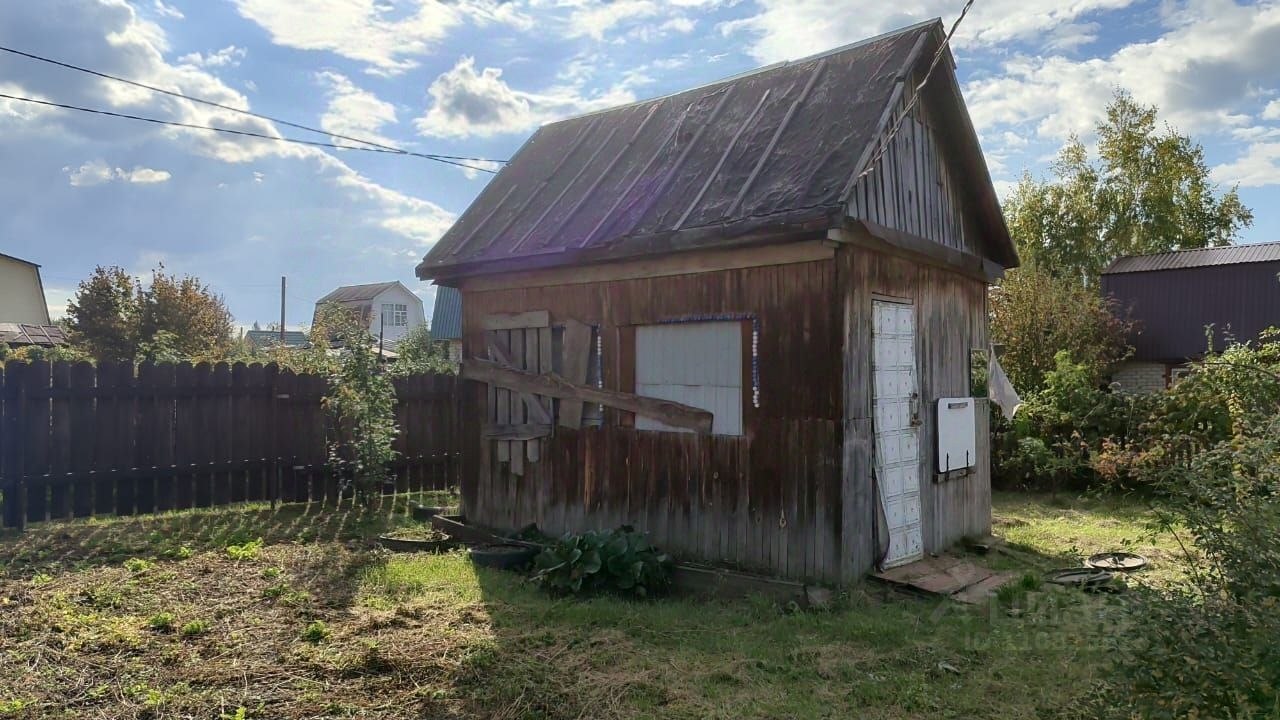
429,285,463,364
417,20,1018,583
244,329,309,351
313,281,425,347
1,252,65,349
1102,242,1280,393
0,252,53,325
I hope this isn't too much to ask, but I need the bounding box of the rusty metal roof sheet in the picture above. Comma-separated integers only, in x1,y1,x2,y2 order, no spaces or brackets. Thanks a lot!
317,281,401,304
419,19,1014,280
0,323,67,346
1103,242,1280,274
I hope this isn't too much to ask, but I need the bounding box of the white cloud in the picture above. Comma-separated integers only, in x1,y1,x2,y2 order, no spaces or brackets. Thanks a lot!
316,71,398,145
722,0,1136,63
64,160,172,186
1263,100,1280,121
0,83,53,123
44,287,74,321
229,0,531,75
459,159,504,180
178,45,247,68
415,56,636,138
567,0,658,40
1212,142,1280,187
964,2,1280,143
152,0,184,19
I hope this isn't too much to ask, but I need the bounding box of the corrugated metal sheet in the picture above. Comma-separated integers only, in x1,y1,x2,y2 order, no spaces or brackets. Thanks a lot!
1101,260,1280,362
635,321,743,436
417,20,1017,280
0,323,66,346
1103,242,1280,274
429,285,462,340
244,330,308,348
317,281,399,303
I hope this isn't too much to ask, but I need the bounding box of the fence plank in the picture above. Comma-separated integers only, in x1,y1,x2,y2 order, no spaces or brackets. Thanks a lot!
49,362,72,520
134,362,158,516
23,360,51,525
153,363,177,512
173,363,197,510
2,362,26,528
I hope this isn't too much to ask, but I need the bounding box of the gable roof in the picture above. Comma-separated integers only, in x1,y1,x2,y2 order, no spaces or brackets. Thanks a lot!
0,323,66,346
1103,242,1280,275
317,281,401,304
244,329,309,349
418,20,1013,281
0,252,40,267
429,285,462,340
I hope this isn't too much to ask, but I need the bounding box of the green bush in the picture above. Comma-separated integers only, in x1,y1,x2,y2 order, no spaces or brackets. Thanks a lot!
532,527,674,597
1087,330,1280,718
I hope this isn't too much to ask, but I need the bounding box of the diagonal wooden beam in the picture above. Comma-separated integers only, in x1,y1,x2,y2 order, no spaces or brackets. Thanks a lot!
463,358,713,434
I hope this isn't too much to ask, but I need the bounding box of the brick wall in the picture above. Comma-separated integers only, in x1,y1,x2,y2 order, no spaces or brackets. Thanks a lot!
1111,361,1168,394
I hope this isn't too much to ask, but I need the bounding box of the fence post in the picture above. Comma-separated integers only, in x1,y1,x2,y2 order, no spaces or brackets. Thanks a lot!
268,363,279,510
3,361,28,531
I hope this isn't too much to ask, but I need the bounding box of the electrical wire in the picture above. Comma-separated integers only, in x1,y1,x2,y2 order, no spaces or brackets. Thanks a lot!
853,0,976,184
0,92,499,173
0,43,507,170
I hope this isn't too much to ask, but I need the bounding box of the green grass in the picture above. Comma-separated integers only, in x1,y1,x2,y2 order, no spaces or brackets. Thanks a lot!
0,491,1161,719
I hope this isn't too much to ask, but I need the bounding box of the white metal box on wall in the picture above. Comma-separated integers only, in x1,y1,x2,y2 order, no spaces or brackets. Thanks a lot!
935,397,977,473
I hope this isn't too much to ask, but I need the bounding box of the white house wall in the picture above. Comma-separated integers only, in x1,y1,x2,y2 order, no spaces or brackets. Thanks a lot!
0,257,50,324
369,285,427,346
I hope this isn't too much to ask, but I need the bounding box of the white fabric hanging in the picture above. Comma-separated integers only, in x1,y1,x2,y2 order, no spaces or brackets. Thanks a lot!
987,349,1023,419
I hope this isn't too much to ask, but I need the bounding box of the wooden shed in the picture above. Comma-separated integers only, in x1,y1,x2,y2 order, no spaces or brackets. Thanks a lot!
416,19,1018,583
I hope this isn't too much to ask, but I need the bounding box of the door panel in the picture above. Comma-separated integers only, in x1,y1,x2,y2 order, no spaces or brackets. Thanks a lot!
873,300,923,568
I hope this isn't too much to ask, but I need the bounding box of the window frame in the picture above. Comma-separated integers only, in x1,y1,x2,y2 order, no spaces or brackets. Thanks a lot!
381,302,408,327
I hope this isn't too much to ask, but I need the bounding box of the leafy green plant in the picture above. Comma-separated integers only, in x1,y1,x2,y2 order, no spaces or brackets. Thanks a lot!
147,612,176,632
180,620,209,637
1089,331,1280,719
316,303,399,503
533,527,673,597
226,538,263,561
124,557,153,574
301,620,330,643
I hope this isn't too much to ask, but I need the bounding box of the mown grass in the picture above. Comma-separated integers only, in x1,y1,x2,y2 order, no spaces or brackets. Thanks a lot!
0,492,1158,719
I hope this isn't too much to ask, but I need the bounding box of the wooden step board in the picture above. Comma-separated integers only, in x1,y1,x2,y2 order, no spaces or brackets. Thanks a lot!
871,555,1013,604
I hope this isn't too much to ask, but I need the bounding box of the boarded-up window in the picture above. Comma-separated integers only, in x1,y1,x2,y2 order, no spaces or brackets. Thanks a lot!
635,321,742,436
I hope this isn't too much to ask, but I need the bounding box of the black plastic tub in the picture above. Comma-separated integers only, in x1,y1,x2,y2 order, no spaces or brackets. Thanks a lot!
468,543,539,570
377,535,458,553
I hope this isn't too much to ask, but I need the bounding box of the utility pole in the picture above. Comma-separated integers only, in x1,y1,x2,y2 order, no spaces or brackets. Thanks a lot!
279,276,286,345
378,310,386,361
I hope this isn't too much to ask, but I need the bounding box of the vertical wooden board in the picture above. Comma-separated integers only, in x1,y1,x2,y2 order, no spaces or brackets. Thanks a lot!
210,363,232,507
115,362,139,517
133,362,158,516
243,363,267,502
193,363,214,508
275,370,297,504
152,363,177,510
508,329,526,476
172,363,196,510
1,362,22,528
48,362,72,520
68,362,96,518
229,363,251,503
90,361,117,516
22,360,51,525
558,319,592,428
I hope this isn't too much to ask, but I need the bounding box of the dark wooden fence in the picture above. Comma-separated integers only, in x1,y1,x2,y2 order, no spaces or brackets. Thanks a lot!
0,360,461,530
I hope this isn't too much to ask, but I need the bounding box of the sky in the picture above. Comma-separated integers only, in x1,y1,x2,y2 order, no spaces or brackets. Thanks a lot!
3,0,1280,331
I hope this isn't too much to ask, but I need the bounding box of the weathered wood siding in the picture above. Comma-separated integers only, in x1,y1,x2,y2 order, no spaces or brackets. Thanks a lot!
460,259,845,581
847,73,980,256
839,244,991,576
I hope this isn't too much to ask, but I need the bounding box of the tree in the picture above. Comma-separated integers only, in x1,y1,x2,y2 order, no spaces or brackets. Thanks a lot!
64,266,141,361
1004,89,1253,285
63,265,234,362
990,264,1133,392
390,324,455,376
138,268,233,360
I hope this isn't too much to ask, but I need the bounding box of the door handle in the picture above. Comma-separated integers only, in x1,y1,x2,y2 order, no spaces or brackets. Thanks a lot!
909,392,921,427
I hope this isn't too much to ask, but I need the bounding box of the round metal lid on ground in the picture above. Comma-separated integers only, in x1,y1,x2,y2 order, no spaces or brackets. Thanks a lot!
1085,552,1148,572
1045,568,1116,589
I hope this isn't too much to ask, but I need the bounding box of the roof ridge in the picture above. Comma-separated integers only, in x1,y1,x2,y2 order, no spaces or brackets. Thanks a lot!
545,19,941,128
1128,241,1280,257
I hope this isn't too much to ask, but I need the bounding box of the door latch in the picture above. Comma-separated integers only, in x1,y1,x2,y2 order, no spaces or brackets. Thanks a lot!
909,392,921,427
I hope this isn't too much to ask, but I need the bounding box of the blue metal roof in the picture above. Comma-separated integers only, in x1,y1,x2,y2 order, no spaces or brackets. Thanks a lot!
429,285,462,340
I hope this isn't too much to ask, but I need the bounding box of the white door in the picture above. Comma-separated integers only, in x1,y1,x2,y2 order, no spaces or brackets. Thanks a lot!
635,322,743,436
873,299,923,568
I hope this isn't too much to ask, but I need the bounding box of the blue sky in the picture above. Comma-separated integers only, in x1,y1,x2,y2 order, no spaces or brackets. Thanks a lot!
2,0,1279,331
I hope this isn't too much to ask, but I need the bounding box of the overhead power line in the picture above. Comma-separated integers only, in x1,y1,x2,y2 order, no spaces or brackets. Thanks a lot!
853,0,975,184
0,92,500,173
0,44,506,171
